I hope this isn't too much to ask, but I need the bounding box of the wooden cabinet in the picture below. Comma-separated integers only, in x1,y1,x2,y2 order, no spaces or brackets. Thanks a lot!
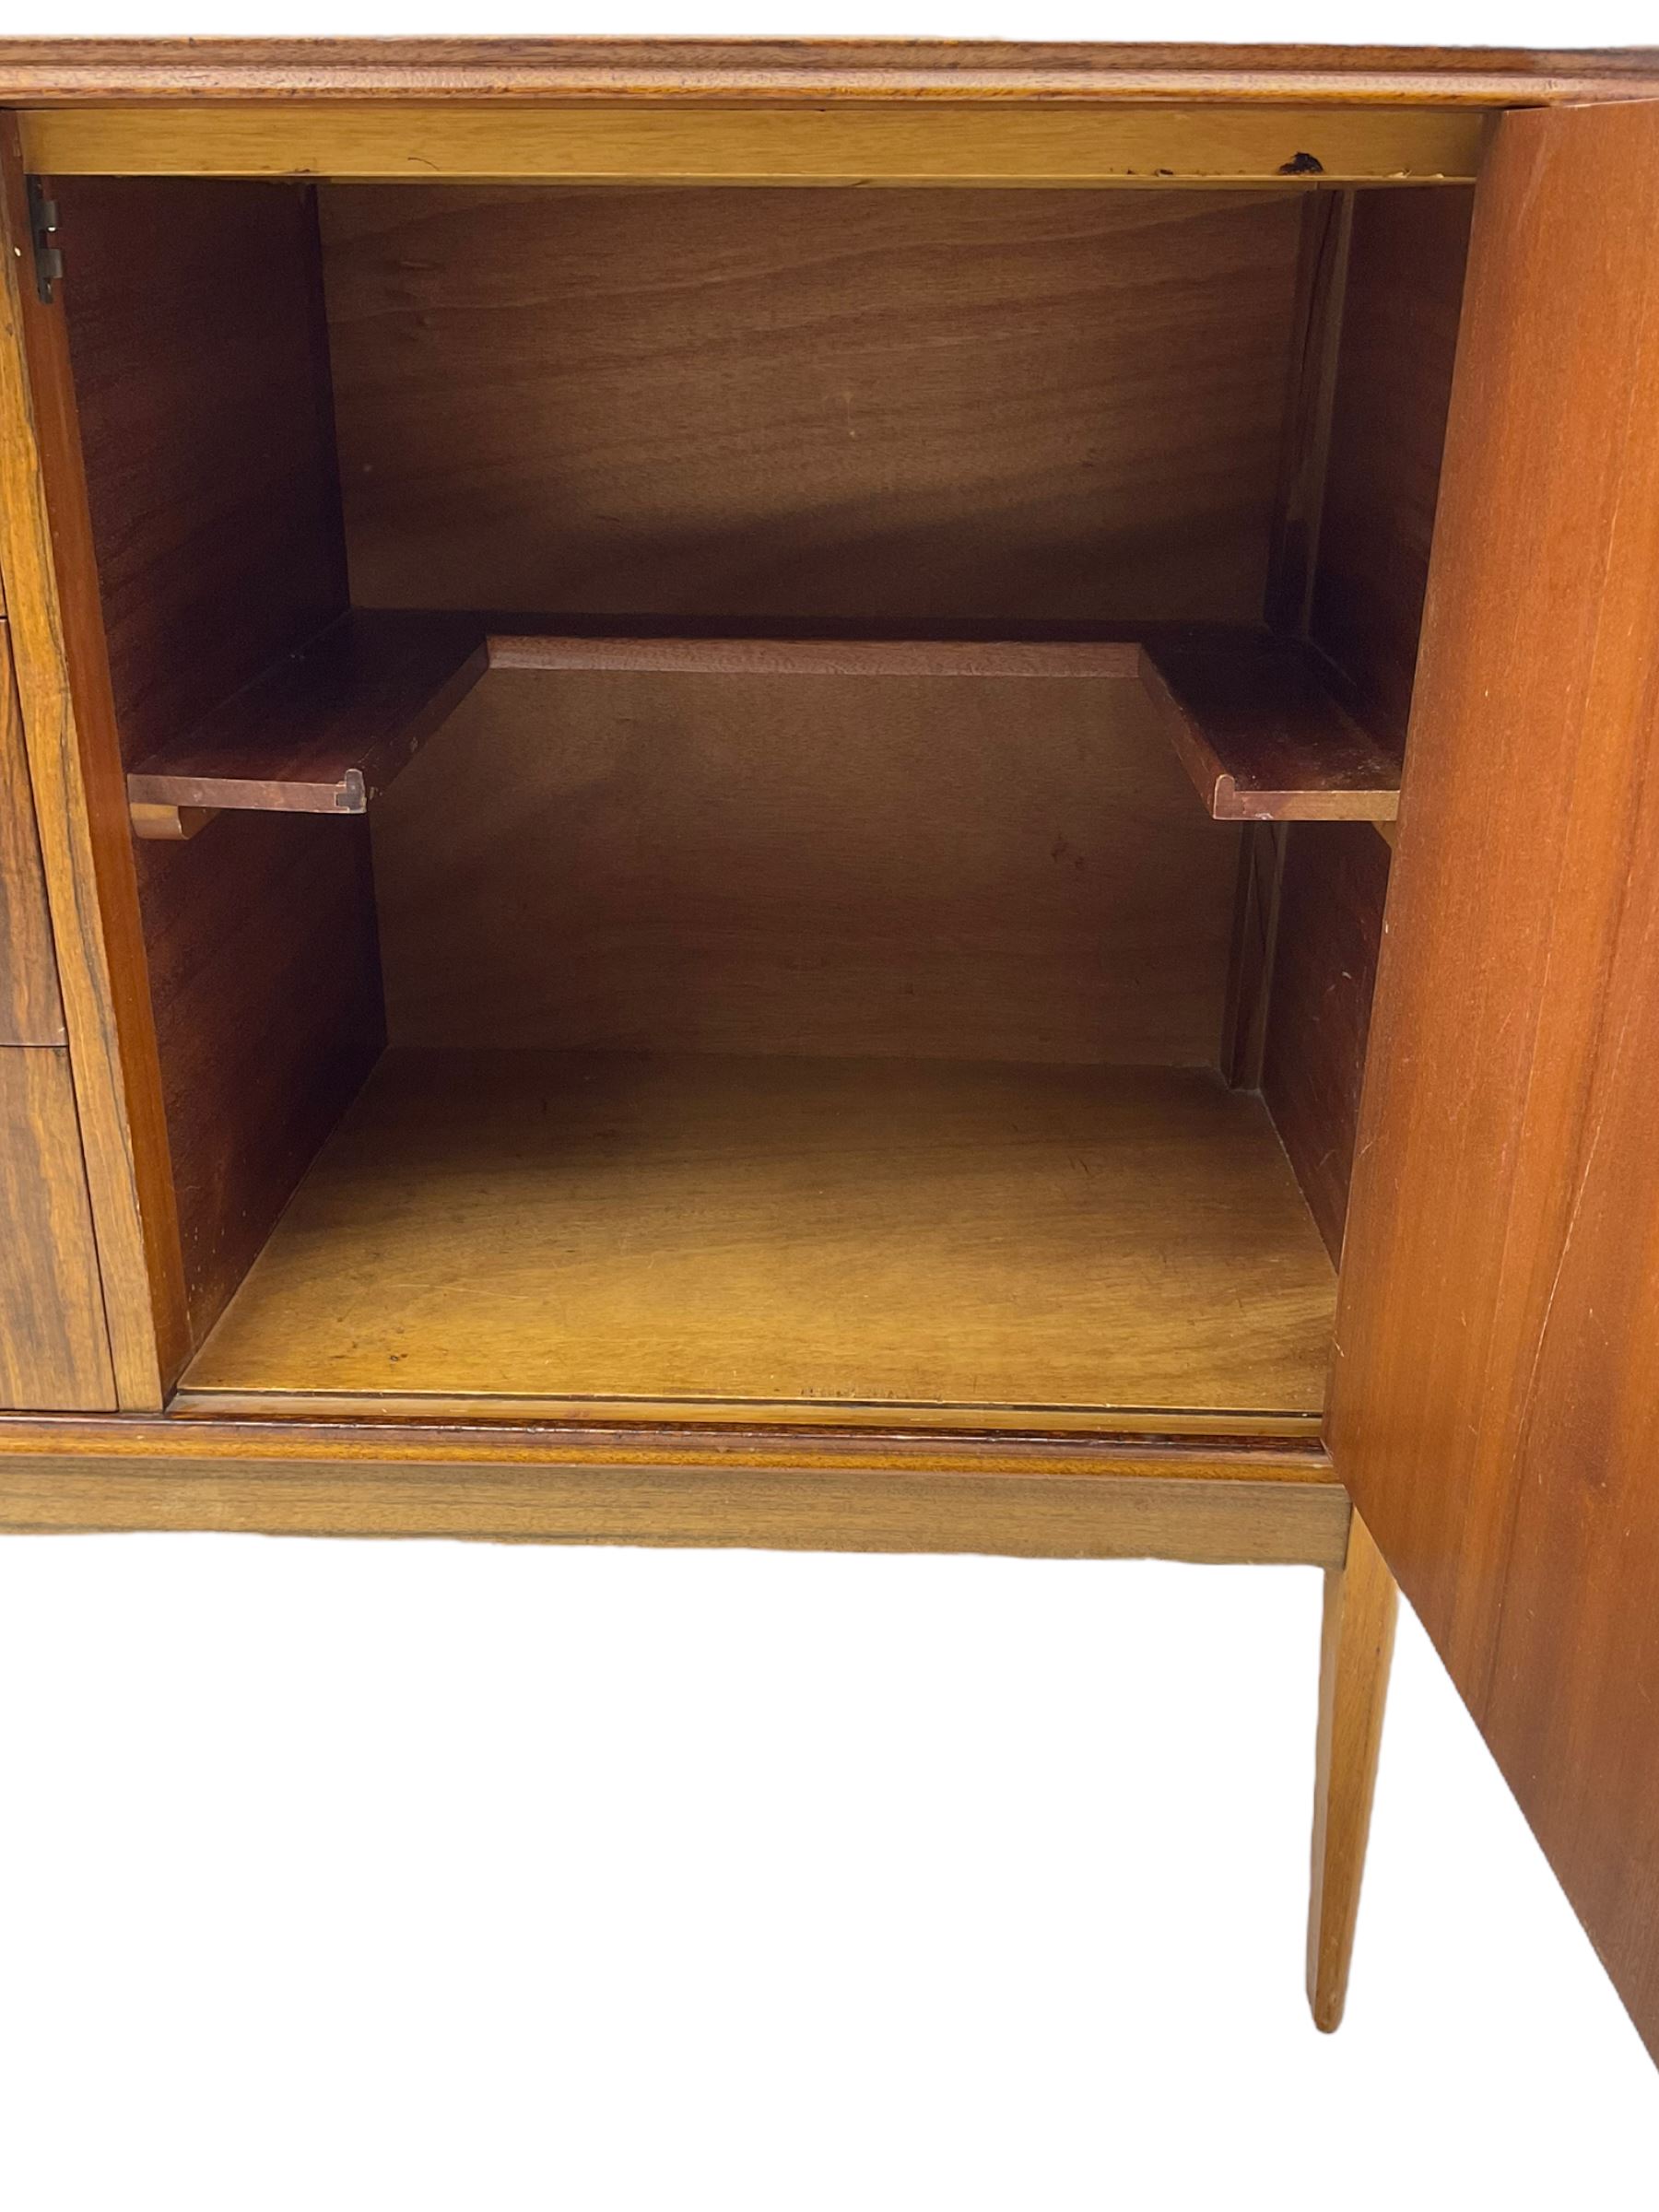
0,38,1655,2058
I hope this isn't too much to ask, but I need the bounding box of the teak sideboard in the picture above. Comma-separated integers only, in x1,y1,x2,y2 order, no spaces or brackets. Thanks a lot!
1,36,1657,2053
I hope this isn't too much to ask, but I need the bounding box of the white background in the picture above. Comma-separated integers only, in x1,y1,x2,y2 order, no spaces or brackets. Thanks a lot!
1,1543,1654,2207
22,2,1659,46
18,3,1659,47
6,4,1658,2204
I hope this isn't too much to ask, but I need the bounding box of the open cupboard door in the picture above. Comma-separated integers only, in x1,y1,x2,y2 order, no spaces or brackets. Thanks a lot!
1329,97,1659,2060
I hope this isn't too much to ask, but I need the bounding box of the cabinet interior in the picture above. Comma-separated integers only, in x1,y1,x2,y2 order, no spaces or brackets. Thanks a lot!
57,174,1473,1432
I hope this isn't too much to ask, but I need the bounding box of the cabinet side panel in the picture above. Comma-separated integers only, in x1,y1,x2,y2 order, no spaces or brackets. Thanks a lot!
137,812,383,1338
58,178,383,1342
1262,822,1389,1265
1329,101,1659,2058
0,1050,115,1409
55,179,347,765
1310,186,1472,746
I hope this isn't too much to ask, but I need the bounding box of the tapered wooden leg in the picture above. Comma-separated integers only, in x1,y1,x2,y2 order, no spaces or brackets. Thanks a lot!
1307,1509,1397,2031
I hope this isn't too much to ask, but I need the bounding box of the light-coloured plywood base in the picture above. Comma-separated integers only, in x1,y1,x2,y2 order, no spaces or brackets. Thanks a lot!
183,1049,1335,1424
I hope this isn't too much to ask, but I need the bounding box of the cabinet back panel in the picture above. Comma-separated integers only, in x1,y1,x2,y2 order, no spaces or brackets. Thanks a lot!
321,185,1302,624
372,666,1238,1064
60,178,382,1342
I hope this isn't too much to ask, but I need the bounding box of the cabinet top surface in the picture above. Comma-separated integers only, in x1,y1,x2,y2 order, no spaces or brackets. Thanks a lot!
0,38,1654,107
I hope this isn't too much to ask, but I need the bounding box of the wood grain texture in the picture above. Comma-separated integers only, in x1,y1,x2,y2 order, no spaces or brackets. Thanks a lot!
0,625,65,1044
56,176,391,1353
1262,823,1391,1264
1307,1510,1397,2031
183,1048,1335,1421
1223,191,1354,1085
0,1406,1339,1553
56,178,349,771
1141,633,1399,819
125,612,488,813
1263,191,1353,636
137,809,383,1342
0,1050,116,1409
23,104,1487,188
1311,188,1474,745
370,665,1239,1066
165,1393,1319,1442
0,1411,1336,1477
1327,99,1659,2060
0,124,184,1403
0,40,1649,105
322,186,1301,625
0,1453,1346,1561
0,39,1650,105
1219,823,1287,1089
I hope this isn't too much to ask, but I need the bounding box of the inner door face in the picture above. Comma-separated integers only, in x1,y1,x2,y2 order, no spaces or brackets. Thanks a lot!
1329,97,1659,2060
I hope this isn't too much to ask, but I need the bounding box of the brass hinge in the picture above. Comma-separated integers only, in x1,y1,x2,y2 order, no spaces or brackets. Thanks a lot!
27,177,62,305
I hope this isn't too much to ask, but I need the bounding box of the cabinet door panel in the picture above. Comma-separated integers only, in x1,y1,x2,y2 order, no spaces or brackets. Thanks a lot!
1329,98,1659,2057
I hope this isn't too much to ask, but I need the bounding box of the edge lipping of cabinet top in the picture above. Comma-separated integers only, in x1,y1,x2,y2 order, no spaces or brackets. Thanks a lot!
0,39,1653,107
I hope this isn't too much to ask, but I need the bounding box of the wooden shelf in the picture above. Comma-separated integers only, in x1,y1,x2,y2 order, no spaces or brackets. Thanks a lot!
126,610,489,818
125,617,1398,830
124,621,1147,829
182,1047,1335,1431
1140,634,1402,822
